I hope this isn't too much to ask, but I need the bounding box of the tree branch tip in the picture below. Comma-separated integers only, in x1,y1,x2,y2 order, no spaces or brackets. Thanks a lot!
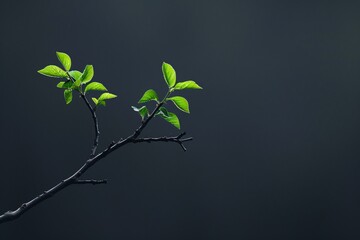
180,143,187,152
181,137,193,142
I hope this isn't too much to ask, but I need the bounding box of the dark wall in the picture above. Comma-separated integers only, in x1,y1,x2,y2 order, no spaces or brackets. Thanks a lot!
1,1,360,239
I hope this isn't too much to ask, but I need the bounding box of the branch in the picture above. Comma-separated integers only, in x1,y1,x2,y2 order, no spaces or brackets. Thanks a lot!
66,71,100,158
80,93,100,157
132,132,193,151
0,94,192,224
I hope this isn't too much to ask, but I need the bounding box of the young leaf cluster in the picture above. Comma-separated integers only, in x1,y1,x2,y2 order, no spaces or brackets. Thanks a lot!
132,62,202,129
38,52,117,107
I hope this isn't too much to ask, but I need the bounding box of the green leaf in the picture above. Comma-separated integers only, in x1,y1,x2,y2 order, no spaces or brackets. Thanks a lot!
156,106,180,128
162,62,176,88
80,65,94,83
68,70,82,81
98,92,117,101
92,94,112,107
156,106,169,117
138,89,158,103
92,97,98,105
57,81,73,89
64,89,73,104
174,80,202,90
38,65,67,78
167,96,190,113
93,98,106,106
85,82,107,93
131,106,149,120
74,79,81,89
160,111,180,129
56,52,71,71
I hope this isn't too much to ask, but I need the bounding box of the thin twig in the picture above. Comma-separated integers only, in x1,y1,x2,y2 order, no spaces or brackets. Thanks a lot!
66,72,100,158
80,93,100,157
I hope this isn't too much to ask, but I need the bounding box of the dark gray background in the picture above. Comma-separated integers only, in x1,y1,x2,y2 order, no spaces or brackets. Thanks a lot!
1,0,360,239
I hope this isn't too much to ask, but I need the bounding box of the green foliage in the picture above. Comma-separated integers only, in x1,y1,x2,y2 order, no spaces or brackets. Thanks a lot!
92,97,99,105
38,53,201,129
73,79,81,89
138,89,158,103
38,52,117,108
167,96,190,113
80,65,94,83
92,97,106,106
38,65,67,78
85,82,107,93
164,112,180,129
98,92,117,101
91,93,117,107
162,62,176,88
64,89,73,104
68,70,82,81
174,80,202,90
98,101,106,106
57,81,73,89
132,106,149,120
156,106,169,117
133,62,202,129
155,107,180,129
56,52,71,71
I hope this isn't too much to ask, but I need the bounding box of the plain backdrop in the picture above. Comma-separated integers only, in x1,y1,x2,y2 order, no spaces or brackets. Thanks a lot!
1,1,360,239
